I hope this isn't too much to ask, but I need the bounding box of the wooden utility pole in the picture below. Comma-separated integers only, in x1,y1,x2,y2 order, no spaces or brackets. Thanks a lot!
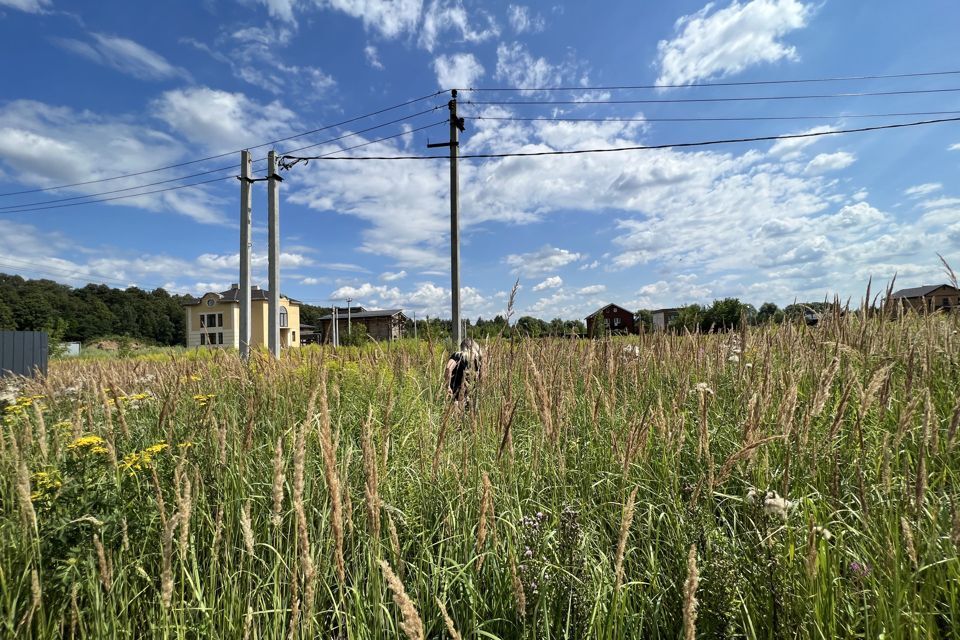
238,150,252,361
267,150,281,359
428,89,465,346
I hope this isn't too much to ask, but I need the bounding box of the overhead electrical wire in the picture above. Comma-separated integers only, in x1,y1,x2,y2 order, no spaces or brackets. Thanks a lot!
0,108,443,211
0,91,446,197
465,86,960,106
0,121,449,214
278,115,960,163
0,256,172,292
462,68,960,92
462,109,960,124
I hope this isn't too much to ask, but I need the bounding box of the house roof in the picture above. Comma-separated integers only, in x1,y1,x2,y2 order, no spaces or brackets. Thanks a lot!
182,285,302,306
652,307,681,314
890,284,956,299
585,303,633,318
317,309,406,321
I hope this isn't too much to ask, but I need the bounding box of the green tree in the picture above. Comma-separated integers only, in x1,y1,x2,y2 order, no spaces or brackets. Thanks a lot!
0,298,14,329
634,309,653,333
670,304,703,332
757,302,783,324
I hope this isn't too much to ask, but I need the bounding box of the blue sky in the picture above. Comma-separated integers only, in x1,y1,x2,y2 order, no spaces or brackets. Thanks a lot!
0,0,959,319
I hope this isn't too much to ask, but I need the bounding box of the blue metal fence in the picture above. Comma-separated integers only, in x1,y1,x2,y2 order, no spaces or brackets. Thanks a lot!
0,331,48,378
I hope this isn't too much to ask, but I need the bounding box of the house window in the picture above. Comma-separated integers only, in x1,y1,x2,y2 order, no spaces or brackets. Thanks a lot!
204,313,220,328
200,333,205,345
613,317,621,327
218,332,224,345
280,306,288,328
208,332,217,345
217,313,223,327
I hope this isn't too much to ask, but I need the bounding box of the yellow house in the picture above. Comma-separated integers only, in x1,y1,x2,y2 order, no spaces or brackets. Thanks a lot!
183,284,301,349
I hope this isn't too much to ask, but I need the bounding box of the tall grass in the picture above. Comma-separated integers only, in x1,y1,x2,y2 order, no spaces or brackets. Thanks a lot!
2,310,959,638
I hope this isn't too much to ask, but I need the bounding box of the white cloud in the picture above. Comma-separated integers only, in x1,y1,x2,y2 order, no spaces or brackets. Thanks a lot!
329,281,492,317
577,284,606,295
505,246,583,276
252,0,299,23
495,42,575,91
0,0,51,13
805,151,855,174
319,0,424,39
53,33,190,81
0,100,225,224
950,143,960,151
532,275,562,291
380,270,407,281
656,0,813,85
507,4,545,33
364,44,384,70
904,183,942,198
433,53,484,90
768,125,836,156
152,87,299,152
419,0,499,51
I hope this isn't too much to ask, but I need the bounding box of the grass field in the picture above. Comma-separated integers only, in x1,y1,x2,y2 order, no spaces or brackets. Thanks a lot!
2,310,959,638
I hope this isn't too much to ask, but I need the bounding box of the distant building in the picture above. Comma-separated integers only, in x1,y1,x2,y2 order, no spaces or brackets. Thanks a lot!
890,284,959,313
652,308,680,331
182,284,301,349
586,303,636,336
316,308,407,342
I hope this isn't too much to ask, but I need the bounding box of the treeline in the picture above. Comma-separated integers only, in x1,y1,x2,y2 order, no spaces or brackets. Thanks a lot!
404,315,588,340
636,298,838,333
0,274,334,347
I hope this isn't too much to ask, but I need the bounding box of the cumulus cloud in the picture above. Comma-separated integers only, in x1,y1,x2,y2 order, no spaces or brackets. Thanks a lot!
656,0,812,85
804,151,856,174
419,0,499,51
505,246,583,276
577,284,606,295
329,280,492,317
0,100,225,224
507,4,545,33
319,0,423,39
495,42,576,91
532,275,562,291
433,53,484,90
152,87,299,152
53,33,191,81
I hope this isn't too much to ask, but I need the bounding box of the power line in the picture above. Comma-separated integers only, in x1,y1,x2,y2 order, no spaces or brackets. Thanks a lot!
463,110,960,124
0,176,232,214
0,120,449,214
278,120,447,169
465,86,960,106
0,256,173,292
0,91,445,198
0,108,442,211
278,115,960,162
463,68,960,92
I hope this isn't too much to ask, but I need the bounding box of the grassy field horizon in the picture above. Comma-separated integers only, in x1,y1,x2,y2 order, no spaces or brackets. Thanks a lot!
3,312,959,638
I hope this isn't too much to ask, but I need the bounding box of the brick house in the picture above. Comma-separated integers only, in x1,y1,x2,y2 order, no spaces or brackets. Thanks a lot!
586,303,637,336
183,284,301,349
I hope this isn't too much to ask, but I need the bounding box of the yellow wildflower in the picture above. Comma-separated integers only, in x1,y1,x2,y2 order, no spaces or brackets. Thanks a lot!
67,434,107,453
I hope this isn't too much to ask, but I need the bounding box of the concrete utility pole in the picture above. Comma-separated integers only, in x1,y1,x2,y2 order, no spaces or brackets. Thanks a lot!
332,307,339,347
267,150,282,359
238,150,252,361
428,89,465,346
346,297,352,337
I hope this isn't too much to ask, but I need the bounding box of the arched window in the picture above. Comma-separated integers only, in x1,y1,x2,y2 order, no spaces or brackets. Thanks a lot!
280,306,288,328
